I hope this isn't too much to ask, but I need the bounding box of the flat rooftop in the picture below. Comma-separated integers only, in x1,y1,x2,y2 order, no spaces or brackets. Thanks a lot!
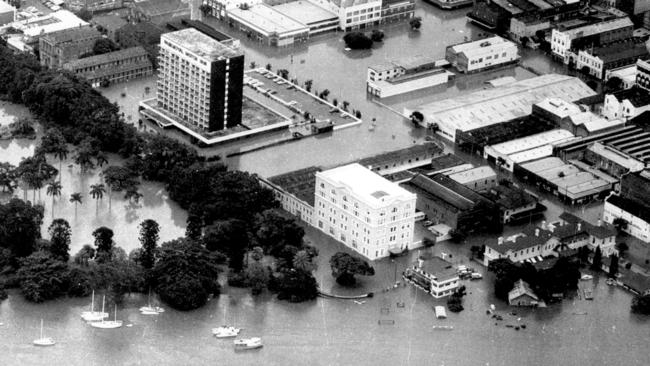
272,1,337,25
558,17,633,39
318,163,415,205
519,157,613,198
13,10,88,37
535,97,583,119
227,4,308,35
162,28,241,60
268,166,321,206
356,144,442,170
448,36,517,58
448,166,496,185
0,1,16,12
488,129,575,156
419,257,458,282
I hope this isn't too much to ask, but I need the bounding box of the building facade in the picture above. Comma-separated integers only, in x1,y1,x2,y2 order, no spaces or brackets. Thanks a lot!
67,0,124,12
62,46,153,87
576,42,649,79
404,257,460,298
445,36,520,73
310,0,382,31
0,1,15,26
380,0,414,23
157,28,244,132
314,163,416,261
604,194,650,242
602,86,650,120
39,27,102,69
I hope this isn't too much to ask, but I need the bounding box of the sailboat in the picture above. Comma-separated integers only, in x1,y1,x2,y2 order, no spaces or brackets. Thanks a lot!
212,298,240,337
90,301,123,329
81,291,109,322
139,289,164,315
33,319,56,347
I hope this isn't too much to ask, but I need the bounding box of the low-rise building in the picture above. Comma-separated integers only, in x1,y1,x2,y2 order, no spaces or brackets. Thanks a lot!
555,212,618,256
576,41,649,79
483,226,558,266
602,86,650,120
5,10,89,52
0,1,16,26
553,124,649,163
92,15,128,42
39,27,102,69
515,157,617,205
62,46,153,87
310,0,382,32
262,167,320,226
128,0,190,24
637,59,650,91
356,144,443,176
447,166,497,192
551,17,633,64
483,129,575,171
226,4,309,46
423,0,471,10
401,173,501,233
445,36,520,73
271,1,339,35
482,184,541,224
532,97,624,137
67,0,124,12
404,257,460,298
508,279,539,306
604,193,650,242
509,16,551,42
583,142,645,177
314,163,416,261
367,56,452,98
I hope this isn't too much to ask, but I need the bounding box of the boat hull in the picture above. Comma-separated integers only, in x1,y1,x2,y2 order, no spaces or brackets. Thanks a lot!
33,338,56,346
90,321,123,329
81,312,109,322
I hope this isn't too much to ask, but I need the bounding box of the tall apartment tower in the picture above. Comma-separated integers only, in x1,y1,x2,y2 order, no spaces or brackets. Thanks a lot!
157,28,244,132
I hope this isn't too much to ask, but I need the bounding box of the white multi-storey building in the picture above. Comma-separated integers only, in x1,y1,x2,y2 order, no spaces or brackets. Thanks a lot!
157,28,244,132
310,0,382,31
445,36,519,73
314,163,416,260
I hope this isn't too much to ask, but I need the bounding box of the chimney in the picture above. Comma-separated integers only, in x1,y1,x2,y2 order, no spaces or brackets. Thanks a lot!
498,236,504,245
577,223,582,231
417,257,424,268
535,228,540,237
541,220,546,230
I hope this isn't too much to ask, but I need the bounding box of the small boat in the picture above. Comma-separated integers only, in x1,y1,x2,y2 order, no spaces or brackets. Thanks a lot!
434,306,447,319
33,319,55,347
81,291,109,322
140,289,165,315
580,274,593,281
212,326,241,338
432,325,454,330
234,337,263,350
471,273,483,280
90,305,123,329
606,278,616,286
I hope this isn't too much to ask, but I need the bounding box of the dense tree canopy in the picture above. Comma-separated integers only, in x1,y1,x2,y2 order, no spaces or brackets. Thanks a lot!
254,209,304,256
329,252,375,286
203,219,249,272
632,294,650,315
17,251,69,302
139,219,160,270
93,227,115,263
343,32,373,50
152,239,221,310
48,219,71,262
0,199,44,261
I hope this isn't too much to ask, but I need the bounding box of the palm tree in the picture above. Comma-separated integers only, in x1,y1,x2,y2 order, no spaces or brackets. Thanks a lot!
89,183,106,214
69,192,82,217
46,181,62,217
124,188,143,204
53,144,68,183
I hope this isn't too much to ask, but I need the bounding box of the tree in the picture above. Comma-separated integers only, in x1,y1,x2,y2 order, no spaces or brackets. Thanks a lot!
89,183,106,213
73,244,95,266
92,38,119,56
48,219,71,262
75,8,93,22
93,226,114,263
199,3,211,15
613,217,628,233
605,76,624,92
46,181,62,217
343,32,373,50
608,254,619,278
254,209,305,257
249,61,256,69
0,162,18,193
616,242,629,256
152,238,221,310
591,246,602,271
95,153,108,168
329,252,375,286
304,79,313,92
342,101,350,111
409,17,422,30
271,268,319,302
277,69,289,79
17,251,69,302
124,188,143,204
449,229,466,243
69,192,82,216
265,63,272,71
293,249,316,272
246,261,269,295
139,219,160,270
74,139,96,173
203,219,249,272
103,165,139,210
447,285,466,312
16,155,58,203
39,128,68,179
370,30,385,42
631,294,650,315
332,98,338,107
0,198,45,260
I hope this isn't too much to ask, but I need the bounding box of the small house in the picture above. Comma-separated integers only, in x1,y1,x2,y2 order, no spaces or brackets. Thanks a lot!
508,279,539,306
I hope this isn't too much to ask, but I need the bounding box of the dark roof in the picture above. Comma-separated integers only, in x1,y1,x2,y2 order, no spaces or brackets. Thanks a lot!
135,0,189,16
487,225,553,254
558,211,616,238
64,46,149,69
630,111,650,130
606,194,650,223
402,174,486,212
588,42,649,64
268,167,321,207
77,60,152,80
166,19,232,42
92,15,128,31
612,86,650,108
621,271,650,293
356,144,443,169
418,257,458,282
410,153,466,175
42,27,101,44
483,185,537,210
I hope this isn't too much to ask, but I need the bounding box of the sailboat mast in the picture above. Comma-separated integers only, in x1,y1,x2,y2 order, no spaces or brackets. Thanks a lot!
91,290,95,312
102,296,105,322
40,319,43,339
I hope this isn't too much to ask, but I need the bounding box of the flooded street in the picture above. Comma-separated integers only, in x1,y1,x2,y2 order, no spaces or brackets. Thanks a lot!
1,2,646,365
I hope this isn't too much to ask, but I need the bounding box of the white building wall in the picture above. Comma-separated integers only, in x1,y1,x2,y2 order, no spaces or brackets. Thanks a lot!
367,71,451,98
602,94,650,120
603,200,650,242
462,42,519,73
551,29,571,61
314,172,416,261
576,50,604,78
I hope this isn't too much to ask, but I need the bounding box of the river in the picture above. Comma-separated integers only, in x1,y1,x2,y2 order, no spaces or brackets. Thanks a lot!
1,2,647,365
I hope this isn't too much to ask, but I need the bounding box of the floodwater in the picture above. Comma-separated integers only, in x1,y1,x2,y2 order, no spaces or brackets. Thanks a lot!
1,2,647,365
